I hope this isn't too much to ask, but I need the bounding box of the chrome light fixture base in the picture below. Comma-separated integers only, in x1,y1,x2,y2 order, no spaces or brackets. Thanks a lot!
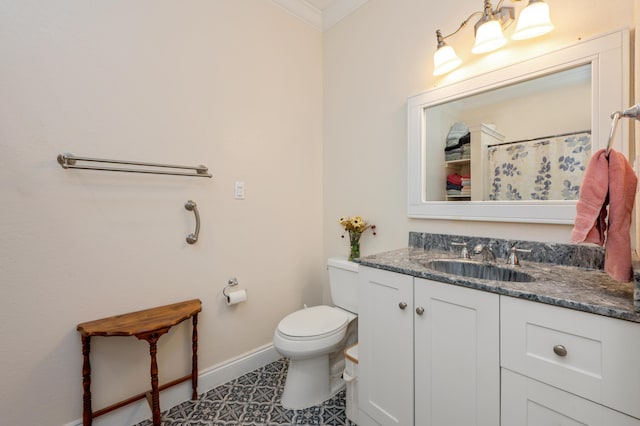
473,6,514,36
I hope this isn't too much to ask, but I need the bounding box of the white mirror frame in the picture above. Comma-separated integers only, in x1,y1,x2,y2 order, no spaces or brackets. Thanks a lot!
408,29,630,224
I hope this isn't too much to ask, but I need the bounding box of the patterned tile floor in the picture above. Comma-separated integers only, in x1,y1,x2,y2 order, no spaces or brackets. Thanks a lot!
135,358,356,425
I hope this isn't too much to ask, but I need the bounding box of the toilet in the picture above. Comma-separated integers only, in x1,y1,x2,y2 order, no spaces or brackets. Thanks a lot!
273,257,359,409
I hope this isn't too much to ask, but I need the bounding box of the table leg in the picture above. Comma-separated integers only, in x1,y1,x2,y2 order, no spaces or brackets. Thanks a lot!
136,329,169,426
81,335,92,426
146,333,162,426
191,313,199,400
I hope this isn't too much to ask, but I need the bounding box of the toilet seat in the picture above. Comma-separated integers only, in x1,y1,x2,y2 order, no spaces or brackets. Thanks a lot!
277,305,349,340
273,305,356,360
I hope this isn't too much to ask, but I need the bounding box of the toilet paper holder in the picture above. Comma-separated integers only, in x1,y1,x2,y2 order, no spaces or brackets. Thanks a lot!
223,277,248,306
223,277,239,297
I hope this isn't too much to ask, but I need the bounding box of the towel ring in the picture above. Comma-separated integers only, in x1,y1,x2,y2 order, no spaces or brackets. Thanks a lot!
606,112,621,156
606,104,640,156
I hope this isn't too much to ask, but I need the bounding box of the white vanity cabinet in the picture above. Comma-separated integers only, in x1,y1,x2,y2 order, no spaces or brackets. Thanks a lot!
501,296,640,424
359,264,640,425
358,266,500,426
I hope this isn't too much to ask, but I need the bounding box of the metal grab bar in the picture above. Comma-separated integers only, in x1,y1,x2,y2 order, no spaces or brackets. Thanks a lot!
185,200,200,244
57,153,212,178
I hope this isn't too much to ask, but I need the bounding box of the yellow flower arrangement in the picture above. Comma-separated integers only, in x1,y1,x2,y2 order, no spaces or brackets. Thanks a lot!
338,215,376,260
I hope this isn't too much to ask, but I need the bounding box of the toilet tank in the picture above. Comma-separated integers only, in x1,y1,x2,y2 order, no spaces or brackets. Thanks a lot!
328,257,359,314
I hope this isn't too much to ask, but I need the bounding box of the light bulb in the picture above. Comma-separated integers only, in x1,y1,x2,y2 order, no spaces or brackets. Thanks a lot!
472,19,506,54
434,45,462,76
512,0,554,40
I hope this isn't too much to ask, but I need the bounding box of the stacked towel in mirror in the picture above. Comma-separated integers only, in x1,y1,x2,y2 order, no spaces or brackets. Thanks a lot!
446,173,463,196
460,174,471,196
447,173,472,197
444,122,471,161
446,122,468,147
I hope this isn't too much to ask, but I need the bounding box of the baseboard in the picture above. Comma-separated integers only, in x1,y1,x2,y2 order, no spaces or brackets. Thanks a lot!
62,343,281,426
197,343,281,392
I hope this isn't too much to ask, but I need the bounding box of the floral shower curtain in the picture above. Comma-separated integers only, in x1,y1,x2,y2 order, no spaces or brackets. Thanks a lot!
487,131,591,201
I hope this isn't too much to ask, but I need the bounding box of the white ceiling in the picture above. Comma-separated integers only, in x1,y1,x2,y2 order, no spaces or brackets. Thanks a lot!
271,0,369,31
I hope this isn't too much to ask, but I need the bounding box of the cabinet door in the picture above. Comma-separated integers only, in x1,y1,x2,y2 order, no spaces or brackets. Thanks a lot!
414,278,500,426
502,369,640,425
358,266,414,426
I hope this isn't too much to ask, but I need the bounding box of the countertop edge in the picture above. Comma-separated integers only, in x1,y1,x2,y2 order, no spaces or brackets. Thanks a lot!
357,248,640,324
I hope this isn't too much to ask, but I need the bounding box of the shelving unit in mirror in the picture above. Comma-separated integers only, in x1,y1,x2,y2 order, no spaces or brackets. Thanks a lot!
444,124,504,201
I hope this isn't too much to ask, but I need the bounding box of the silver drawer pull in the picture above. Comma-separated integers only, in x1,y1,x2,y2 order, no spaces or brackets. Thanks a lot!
399,302,408,310
553,345,568,357
416,307,425,315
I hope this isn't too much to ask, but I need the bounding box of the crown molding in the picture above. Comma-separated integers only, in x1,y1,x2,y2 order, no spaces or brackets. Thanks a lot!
270,0,323,30
271,0,369,32
322,0,368,31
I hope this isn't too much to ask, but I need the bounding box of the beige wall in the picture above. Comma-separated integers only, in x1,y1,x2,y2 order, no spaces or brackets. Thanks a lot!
0,2,322,425
1,1,639,425
323,0,637,269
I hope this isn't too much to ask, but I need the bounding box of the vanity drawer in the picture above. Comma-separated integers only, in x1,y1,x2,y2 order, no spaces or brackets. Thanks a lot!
501,369,640,426
500,296,640,418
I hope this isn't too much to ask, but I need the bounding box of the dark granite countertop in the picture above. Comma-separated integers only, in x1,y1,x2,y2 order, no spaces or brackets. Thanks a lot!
357,233,640,324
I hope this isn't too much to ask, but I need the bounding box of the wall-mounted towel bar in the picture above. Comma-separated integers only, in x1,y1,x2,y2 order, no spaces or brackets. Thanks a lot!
57,153,212,178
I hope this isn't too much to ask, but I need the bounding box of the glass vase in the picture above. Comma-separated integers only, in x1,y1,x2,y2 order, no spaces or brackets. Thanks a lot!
349,230,361,261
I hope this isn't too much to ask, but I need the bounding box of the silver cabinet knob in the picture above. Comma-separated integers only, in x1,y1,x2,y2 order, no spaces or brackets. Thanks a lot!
399,302,408,310
416,307,425,315
553,345,568,357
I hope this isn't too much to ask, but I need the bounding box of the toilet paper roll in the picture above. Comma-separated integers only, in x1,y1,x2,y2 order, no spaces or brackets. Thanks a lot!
226,289,248,306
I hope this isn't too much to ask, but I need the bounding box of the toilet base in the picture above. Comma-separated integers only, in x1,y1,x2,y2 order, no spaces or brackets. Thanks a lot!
281,355,336,409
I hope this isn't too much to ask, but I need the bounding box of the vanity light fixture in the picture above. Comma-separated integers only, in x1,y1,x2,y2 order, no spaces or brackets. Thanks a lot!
433,0,554,76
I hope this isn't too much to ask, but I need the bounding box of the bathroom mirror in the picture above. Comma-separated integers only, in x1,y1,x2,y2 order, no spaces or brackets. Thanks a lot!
408,29,630,224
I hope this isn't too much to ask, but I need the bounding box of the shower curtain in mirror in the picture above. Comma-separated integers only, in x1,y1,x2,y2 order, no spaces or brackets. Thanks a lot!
487,131,591,201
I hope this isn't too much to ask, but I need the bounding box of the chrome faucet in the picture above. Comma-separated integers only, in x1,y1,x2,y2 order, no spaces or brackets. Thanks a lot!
451,241,470,259
506,246,532,266
473,243,496,262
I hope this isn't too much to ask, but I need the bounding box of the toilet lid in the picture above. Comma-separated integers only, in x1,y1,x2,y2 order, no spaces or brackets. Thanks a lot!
278,305,349,338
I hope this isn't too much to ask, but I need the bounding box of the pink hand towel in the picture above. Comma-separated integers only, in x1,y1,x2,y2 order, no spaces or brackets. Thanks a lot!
604,149,637,282
571,148,637,282
571,149,609,245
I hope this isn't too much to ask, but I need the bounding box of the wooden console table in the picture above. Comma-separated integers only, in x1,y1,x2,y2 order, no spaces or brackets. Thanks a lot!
77,299,202,426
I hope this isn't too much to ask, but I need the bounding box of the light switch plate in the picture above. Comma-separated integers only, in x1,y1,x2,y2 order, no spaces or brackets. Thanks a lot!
234,181,245,199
